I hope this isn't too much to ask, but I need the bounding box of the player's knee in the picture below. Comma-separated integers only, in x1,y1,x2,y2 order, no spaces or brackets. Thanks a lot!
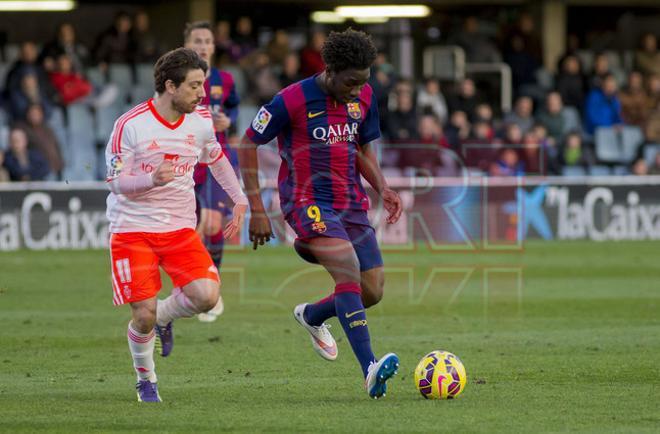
198,280,220,311
131,306,156,333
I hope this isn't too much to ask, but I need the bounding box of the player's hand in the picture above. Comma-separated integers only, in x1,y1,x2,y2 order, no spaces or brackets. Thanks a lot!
152,160,175,186
249,211,273,250
213,112,231,132
382,187,403,224
224,203,247,240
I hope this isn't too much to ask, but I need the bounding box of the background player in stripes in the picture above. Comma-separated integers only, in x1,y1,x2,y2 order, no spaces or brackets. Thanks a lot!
239,29,403,399
184,21,241,322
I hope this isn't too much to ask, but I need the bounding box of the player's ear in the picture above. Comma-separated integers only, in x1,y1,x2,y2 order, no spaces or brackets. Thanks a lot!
165,79,177,95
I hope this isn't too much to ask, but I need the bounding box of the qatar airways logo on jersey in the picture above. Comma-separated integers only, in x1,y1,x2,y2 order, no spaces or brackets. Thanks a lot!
312,122,359,145
141,156,194,177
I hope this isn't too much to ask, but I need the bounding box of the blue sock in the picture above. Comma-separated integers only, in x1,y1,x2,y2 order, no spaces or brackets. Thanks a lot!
303,294,336,326
334,283,376,377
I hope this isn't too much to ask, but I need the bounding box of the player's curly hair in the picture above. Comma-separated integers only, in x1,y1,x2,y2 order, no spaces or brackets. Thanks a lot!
321,28,378,73
154,48,208,94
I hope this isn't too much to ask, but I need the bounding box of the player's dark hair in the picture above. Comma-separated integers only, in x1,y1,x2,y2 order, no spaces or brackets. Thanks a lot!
183,21,213,42
321,28,377,73
154,48,207,94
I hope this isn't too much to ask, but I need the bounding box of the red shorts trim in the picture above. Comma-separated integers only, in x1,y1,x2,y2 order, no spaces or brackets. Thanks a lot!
109,228,219,305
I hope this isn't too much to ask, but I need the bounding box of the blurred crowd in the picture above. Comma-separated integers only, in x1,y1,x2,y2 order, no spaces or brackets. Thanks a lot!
1,11,660,182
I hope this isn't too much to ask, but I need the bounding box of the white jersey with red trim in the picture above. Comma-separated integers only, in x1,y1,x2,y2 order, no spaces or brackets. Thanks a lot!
105,98,223,233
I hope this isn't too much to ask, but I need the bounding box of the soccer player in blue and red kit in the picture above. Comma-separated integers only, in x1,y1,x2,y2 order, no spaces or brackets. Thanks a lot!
184,21,240,322
239,29,403,399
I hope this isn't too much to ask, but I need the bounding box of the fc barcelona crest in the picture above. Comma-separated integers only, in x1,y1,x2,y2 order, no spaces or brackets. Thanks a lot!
346,102,361,120
210,85,223,99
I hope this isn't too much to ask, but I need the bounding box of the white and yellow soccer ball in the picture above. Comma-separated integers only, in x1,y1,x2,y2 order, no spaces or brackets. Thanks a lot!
414,350,467,399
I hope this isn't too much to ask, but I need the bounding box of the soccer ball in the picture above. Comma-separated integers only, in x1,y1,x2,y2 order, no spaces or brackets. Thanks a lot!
414,350,467,399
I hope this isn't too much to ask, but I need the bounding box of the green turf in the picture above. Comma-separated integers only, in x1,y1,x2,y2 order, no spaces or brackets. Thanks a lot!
1,241,659,433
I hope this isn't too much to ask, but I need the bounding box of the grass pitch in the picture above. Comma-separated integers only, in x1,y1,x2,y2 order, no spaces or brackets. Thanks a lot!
1,241,659,433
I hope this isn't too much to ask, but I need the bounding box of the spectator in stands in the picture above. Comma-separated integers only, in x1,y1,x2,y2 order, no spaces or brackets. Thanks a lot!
8,70,53,121
266,29,290,67
644,99,660,143
4,41,55,103
619,71,650,127
0,151,10,182
469,120,495,143
445,110,471,150
556,54,586,110
502,122,524,145
15,104,63,178
279,52,301,89
369,53,395,129
648,153,660,175
448,16,501,63
533,123,561,175
560,132,595,169
300,31,325,77
474,103,494,125
214,20,233,64
231,16,257,64
585,73,622,134
417,78,448,125
503,33,540,94
48,53,92,106
589,53,612,89
503,95,535,134
132,10,162,63
489,148,524,176
646,74,660,110
386,83,418,143
448,78,479,121
399,114,447,174
3,128,49,181
246,51,279,105
635,33,660,78
632,158,648,175
39,22,89,73
521,131,546,174
537,91,566,144
93,11,134,67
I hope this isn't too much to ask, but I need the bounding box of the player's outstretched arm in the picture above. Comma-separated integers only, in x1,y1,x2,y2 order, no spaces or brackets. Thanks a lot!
357,142,403,224
208,154,248,239
238,134,273,250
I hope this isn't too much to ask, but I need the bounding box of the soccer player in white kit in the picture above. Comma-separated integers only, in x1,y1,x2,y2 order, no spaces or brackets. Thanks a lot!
105,48,248,402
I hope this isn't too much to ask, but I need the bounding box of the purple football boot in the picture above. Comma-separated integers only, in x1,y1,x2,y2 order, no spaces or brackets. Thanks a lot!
154,322,173,357
136,380,161,402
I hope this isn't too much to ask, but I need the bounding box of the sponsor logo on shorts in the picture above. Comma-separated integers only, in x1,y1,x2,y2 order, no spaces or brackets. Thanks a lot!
311,222,327,233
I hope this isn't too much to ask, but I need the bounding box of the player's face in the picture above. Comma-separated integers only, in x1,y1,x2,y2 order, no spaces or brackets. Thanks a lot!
172,68,206,114
328,68,370,104
185,28,215,66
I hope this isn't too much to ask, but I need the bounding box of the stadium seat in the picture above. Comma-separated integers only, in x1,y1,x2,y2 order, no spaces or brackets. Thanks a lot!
65,104,97,181
620,126,644,163
95,103,123,144
85,66,106,87
594,127,623,163
0,125,8,151
561,106,582,135
135,63,154,87
3,44,20,63
644,143,660,166
47,106,68,155
108,64,133,102
130,85,155,105
576,50,594,74
588,165,611,176
0,63,8,87
561,166,587,176
535,68,554,91
612,165,630,175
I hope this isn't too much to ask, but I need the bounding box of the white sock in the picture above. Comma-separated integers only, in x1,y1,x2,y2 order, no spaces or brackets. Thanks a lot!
127,322,157,383
156,287,199,326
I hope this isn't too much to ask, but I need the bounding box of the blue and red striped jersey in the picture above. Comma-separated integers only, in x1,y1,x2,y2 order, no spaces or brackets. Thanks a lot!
246,75,380,214
202,66,240,145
